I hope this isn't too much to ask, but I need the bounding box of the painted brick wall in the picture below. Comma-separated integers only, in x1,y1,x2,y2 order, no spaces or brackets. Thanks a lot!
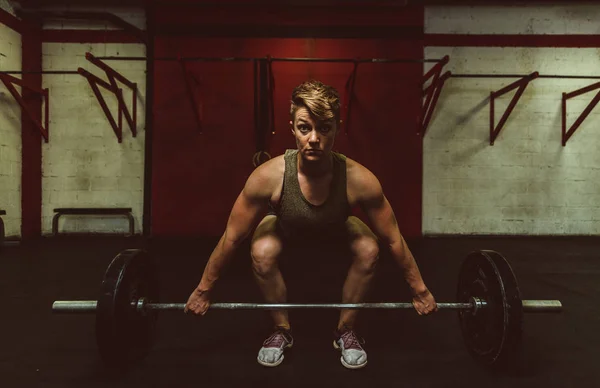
41,12,146,235
424,5,600,235
426,5,600,35
0,21,21,238
42,6,144,31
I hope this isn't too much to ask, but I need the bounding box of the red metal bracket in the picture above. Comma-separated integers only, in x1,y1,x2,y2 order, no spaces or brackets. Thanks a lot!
421,71,451,137
78,68,124,142
420,55,449,136
562,81,600,146
490,72,538,145
0,73,49,142
79,52,138,142
0,7,23,33
178,58,203,134
86,53,137,136
342,59,360,135
266,56,275,135
422,56,449,99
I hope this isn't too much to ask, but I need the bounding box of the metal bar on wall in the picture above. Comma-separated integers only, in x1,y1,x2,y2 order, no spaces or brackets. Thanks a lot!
94,56,445,63
452,74,600,79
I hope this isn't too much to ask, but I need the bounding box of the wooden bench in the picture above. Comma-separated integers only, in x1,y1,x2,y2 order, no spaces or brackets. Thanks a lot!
52,208,134,236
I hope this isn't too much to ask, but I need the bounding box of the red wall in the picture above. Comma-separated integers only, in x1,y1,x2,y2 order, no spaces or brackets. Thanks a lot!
152,5,424,238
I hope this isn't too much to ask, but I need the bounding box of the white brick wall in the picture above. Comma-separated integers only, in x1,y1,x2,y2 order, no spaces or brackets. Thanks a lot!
42,6,145,30
426,5,600,35
0,22,21,238
42,42,146,235
424,4,600,235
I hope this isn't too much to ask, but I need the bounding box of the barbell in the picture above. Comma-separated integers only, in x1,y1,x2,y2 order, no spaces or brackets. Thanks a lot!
52,249,562,372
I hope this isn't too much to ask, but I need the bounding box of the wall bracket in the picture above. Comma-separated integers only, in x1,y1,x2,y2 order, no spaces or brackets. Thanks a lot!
562,81,600,146
489,72,538,145
0,73,49,142
79,52,138,143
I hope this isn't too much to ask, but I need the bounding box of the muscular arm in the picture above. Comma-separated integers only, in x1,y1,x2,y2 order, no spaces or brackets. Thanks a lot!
196,165,273,292
355,169,428,295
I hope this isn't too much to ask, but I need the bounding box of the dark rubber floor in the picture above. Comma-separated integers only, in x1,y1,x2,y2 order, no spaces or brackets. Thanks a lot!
0,235,597,387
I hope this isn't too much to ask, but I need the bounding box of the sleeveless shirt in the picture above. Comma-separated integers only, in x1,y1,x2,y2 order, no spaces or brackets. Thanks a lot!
271,149,351,242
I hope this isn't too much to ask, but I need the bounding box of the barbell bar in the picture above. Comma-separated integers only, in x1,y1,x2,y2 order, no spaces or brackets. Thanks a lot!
52,299,563,313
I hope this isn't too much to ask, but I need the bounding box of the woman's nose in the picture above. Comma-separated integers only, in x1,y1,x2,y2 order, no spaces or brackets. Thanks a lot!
309,130,319,142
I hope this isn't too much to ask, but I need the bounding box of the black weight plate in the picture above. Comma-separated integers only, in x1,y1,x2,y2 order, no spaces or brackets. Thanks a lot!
457,250,523,369
96,249,159,371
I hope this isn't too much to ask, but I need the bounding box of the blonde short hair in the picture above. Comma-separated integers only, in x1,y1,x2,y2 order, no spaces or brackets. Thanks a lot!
290,80,341,125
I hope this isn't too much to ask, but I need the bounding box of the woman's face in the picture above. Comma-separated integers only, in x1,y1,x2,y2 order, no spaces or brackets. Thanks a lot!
291,107,337,161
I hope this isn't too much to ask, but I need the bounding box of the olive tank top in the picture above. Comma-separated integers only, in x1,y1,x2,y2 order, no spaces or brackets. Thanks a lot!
271,149,351,242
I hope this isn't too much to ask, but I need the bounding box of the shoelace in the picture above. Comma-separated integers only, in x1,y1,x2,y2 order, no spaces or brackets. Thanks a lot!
340,330,364,351
263,331,290,348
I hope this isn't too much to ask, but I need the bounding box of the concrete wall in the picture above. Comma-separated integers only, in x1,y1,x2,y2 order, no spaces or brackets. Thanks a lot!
425,5,600,35
42,6,144,30
0,1,15,15
423,4,600,235
0,20,22,238
41,10,146,235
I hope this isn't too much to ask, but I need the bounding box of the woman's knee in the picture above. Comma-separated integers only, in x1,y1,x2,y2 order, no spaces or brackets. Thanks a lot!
351,236,379,273
250,237,283,277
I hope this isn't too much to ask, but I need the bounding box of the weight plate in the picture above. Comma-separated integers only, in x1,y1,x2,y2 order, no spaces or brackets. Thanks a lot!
96,249,159,371
457,250,523,369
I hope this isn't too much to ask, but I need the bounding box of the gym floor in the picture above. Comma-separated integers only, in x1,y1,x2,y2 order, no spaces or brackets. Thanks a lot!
0,236,596,387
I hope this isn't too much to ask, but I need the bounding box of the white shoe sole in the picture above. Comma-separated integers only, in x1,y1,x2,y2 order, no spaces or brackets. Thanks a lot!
257,342,293,367
333,340,368,369
257,355,285,367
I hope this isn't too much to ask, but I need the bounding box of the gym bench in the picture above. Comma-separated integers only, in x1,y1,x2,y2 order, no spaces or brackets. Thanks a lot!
52,208,134,236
